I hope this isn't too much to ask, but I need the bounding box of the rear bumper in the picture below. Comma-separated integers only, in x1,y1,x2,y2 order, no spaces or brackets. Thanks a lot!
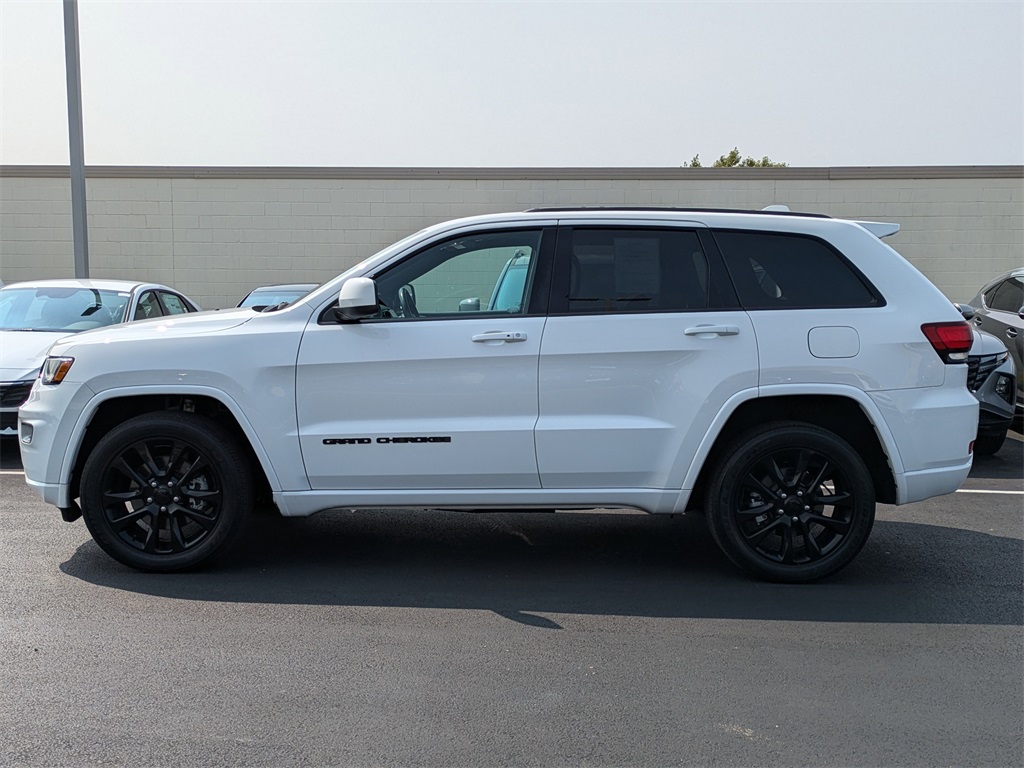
868,380,978,505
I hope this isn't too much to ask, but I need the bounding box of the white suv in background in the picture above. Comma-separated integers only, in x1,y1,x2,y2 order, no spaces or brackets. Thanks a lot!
19,208,979,582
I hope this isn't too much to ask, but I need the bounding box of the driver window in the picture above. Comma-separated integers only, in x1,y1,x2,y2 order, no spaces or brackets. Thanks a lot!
373,230,542,319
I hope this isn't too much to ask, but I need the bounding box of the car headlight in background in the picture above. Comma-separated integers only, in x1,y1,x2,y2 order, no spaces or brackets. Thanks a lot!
994,373,1015,404
40,356,75,385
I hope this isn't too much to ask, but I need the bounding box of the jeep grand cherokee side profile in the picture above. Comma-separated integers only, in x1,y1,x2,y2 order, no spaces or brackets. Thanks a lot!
19,208,978,582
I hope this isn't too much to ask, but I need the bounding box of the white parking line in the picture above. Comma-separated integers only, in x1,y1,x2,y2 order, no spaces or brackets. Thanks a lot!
0,469,25,475
955,489,1024,495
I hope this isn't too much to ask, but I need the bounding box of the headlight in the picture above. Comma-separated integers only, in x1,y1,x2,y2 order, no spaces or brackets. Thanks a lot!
40,356,75,385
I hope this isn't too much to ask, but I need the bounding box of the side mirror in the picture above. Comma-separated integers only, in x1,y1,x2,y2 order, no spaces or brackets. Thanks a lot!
954,303,975,321
459,298,480,312
1018,306,1024,321
334,277,379,323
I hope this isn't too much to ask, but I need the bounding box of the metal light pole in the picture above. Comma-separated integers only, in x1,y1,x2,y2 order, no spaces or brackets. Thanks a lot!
63,0,89,278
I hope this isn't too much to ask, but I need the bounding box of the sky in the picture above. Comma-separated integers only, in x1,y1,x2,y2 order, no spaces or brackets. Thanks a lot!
0,0,1022,168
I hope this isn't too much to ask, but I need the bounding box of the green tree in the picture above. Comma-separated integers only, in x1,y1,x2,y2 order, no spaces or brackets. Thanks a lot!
687,147,787,168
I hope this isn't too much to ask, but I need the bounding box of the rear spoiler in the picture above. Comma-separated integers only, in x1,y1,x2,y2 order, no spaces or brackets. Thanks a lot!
758,206,900,238
856,220,900,238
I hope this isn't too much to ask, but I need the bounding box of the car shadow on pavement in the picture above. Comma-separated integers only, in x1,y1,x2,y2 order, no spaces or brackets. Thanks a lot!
60,509,1022,628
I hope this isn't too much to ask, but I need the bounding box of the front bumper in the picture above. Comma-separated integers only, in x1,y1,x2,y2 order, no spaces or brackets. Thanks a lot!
18,377,95,510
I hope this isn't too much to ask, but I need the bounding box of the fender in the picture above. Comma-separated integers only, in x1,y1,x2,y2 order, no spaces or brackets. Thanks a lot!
676,382,905,496
54,384,285,507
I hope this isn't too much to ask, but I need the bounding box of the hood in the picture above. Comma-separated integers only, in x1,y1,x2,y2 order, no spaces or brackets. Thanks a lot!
0,330,73,380
47,310,254,355
970,327,1011,357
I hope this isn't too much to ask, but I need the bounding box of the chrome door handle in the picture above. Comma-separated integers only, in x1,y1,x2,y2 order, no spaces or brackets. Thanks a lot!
472,331,527,343
1007,328,1018,338
684,324,740,337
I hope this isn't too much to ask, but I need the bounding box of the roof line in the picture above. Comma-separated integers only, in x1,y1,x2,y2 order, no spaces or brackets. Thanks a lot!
1,165,1022,181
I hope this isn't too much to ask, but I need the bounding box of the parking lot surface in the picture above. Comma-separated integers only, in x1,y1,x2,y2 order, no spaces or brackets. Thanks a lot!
1,435,1021,767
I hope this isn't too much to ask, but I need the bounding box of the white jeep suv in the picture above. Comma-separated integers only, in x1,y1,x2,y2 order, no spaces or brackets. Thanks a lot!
19,208,979,582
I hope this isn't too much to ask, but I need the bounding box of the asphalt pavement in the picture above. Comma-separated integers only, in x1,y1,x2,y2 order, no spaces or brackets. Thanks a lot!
1,435,1021,767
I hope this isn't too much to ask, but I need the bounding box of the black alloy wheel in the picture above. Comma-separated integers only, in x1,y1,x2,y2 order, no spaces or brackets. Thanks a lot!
705,422,876,583
80,412,254,571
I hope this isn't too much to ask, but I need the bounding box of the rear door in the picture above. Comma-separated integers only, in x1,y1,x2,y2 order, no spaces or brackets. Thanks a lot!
535,222,758,490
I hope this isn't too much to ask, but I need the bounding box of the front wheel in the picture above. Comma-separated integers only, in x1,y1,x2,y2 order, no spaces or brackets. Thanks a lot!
704,422,876,583
79,412,254,571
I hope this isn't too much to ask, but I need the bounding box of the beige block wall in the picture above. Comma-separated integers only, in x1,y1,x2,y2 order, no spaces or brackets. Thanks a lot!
1,167,1021,309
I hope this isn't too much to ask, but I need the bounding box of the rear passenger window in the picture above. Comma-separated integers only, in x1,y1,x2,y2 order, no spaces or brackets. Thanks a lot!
987,278,1023,313
565,228,709,314
134,291,163,320
713,230,881,309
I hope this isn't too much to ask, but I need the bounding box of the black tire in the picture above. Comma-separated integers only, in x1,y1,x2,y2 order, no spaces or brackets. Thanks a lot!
704,422,876,583
974,430,1007,456
79,412,254,571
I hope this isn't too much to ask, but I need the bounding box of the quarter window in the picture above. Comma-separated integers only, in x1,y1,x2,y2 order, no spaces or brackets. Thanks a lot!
987,278,1023,313
160,292,191,315
713,230,881,309
561,228,710,314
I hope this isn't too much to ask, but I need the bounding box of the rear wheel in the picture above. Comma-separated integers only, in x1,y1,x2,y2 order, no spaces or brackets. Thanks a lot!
974,430,1007,456
704,422,876,583
80,412,254,571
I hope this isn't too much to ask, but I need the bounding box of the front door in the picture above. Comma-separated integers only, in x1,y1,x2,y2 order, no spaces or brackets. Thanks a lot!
296,227,553,491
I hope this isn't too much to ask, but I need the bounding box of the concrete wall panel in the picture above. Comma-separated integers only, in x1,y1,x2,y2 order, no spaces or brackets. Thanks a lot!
0,166,1020,309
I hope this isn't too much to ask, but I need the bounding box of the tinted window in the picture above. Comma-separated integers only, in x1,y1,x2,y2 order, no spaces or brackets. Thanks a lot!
373,230,542,318
988,278,1023,313
714,230,881,309
562,228,709,314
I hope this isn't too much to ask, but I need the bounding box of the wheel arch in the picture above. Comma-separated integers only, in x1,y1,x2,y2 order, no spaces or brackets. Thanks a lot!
64,387,279,506
686,390,899,509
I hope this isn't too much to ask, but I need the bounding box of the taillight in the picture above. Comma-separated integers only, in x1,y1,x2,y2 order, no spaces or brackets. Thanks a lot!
921,322,973,362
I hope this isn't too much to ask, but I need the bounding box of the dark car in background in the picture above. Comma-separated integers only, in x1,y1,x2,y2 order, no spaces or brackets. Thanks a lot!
966,326,1017,454
967,268,1024,423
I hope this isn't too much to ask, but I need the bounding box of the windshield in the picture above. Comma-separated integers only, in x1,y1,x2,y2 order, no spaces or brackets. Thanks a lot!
0,286,130,332
239,287,315,308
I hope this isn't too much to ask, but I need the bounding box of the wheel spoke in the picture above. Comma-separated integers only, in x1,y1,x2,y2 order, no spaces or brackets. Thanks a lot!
103,488,146,504
184,488,221,502
136,441,163,479
816,491,851,506
793,449,810,480
778,524,795,564
113,456,149,490
807,513,851,535
179,456,212,488
108,507,151,533
141,520,160,553
179,509,217,532
743,473,779,503
169,516,188,552
743,517,784,546
806,459,831,493
736,501,774,519
801,520,823,559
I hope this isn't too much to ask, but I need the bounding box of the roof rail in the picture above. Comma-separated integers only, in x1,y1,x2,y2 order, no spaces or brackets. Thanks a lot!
523,206,832,218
